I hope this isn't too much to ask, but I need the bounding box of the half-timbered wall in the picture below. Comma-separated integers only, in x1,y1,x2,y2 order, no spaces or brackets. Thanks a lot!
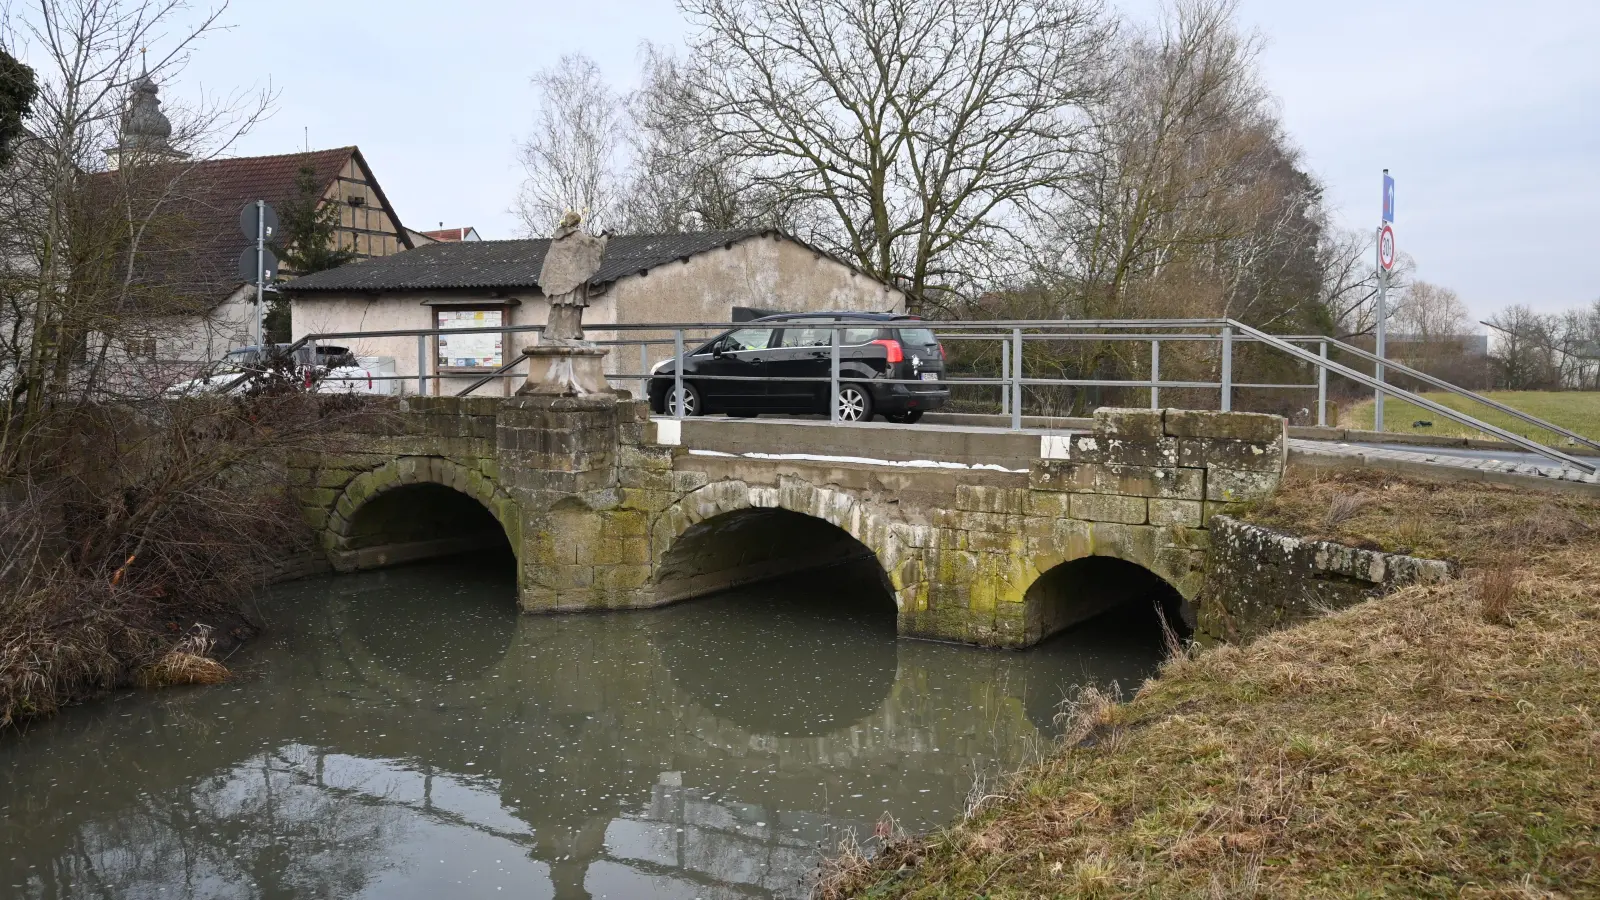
326,156,406,260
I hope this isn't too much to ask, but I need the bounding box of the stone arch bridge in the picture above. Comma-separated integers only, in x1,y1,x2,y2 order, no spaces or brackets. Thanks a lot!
290,397,1287,648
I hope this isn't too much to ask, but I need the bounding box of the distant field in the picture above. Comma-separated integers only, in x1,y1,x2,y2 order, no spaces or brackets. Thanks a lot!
1340,390,1600,445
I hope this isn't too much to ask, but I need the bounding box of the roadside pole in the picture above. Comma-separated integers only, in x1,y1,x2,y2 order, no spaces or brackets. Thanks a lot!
255,200,265,348
237,201,279,352
1374,171,1396,432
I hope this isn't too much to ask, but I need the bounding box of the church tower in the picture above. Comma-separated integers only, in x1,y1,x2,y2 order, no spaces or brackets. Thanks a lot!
104,69,188,170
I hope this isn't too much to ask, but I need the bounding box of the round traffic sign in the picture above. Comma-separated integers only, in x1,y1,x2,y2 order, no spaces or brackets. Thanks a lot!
237,246,279,283
1378,223,1396,272
238,201,279,241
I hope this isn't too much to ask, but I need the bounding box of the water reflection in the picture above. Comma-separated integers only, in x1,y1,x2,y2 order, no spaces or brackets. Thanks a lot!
0,554,1169,899
656,559,899,737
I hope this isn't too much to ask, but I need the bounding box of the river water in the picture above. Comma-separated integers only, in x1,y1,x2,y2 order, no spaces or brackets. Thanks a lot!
1,553,1168,899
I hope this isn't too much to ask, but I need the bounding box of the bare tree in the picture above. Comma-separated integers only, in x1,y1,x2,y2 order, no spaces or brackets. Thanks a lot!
672,0,1113,310
0,1,380,729
1320,226,1416,340
1047,0,1274,316
997,0,1335,415
618,44,783,234
1387,280,1485,384
1394,281,1468,342
1485,301,1600,391
0,0,276,467
514,54,628,235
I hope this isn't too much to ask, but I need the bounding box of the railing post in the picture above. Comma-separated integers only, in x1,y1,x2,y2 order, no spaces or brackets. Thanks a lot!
1317,340,1329,427
1220,325,1233,412
673,330,685,419
1000,339,1011,417
829,325,841,424
1149,339,1161,410
1010,327,1023,431
638,342,649,400
416,334,427,396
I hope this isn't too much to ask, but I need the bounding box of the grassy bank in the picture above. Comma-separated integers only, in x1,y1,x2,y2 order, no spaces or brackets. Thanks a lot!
1340,390,1600,445
823,468,1600,898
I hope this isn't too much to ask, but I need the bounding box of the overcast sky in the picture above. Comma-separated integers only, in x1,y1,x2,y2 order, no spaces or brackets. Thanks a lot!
71,0,1600,319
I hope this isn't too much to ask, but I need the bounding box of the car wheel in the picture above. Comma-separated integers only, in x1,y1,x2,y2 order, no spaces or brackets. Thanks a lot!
836,384,874,422
885,410,924,424
667,382,703,417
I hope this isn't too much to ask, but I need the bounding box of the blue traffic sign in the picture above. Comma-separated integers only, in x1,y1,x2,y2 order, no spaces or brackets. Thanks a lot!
1382,171,1395,223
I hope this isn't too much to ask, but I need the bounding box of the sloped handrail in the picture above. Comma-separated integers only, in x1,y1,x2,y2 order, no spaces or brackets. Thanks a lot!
1229,320,1597,474
1280,334,1600,454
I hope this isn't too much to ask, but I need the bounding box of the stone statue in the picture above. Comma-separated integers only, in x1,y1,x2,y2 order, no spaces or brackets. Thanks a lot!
516,212,614,397
537,212,608,343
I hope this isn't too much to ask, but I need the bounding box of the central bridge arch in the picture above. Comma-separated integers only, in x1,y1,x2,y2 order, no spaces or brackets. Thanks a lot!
651,479,901,606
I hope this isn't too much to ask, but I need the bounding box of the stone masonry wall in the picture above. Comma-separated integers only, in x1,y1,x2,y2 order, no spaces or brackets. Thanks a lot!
289,399,1291,649
630,406,1289,647
1197,515,1457,644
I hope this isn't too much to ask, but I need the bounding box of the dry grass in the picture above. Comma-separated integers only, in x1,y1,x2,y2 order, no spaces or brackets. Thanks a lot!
133,625,230,688
1320,491,1368,530
0,394,384,728
1474,568,1520,627
1244,468,1598,560
822,469,1600,898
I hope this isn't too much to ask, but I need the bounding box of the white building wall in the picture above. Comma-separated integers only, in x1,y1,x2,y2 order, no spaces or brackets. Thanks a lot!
288,234,902,397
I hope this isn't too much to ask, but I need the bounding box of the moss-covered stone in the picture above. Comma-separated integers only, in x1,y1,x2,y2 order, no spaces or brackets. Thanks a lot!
1163,408,1285,443
1093,407,1166,440
1069,493,1148,524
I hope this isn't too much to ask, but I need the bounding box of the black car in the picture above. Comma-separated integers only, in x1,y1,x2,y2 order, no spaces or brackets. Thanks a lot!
647,313,949,423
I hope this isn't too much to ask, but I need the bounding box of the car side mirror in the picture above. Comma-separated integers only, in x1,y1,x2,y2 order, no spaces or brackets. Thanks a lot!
711,343,725,359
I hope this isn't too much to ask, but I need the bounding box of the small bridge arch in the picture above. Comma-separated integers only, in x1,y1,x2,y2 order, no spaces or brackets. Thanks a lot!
650,478,902,607
323,455,518,573
1024,554,1193,645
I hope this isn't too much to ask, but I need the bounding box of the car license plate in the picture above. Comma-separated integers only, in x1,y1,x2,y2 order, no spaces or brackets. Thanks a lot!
920,373,940,381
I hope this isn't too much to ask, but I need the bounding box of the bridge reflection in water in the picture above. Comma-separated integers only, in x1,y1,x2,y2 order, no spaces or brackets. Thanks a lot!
0,554,1170,900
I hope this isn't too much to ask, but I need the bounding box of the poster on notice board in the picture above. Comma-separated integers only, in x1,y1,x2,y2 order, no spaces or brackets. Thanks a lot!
437,309,503,368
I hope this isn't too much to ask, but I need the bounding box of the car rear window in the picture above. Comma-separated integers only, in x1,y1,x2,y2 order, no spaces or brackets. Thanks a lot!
898,327,938,346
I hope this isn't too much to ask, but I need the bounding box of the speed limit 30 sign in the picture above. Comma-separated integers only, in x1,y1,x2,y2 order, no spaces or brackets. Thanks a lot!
1378,223,1396,272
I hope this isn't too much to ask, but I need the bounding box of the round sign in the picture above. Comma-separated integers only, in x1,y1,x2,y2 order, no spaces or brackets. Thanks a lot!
237,246,279,283
1378,223,1396,272
238,201,280,241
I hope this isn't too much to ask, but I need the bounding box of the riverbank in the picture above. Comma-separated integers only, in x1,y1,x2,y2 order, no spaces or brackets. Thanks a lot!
820,467,1600,897
0,394,370,729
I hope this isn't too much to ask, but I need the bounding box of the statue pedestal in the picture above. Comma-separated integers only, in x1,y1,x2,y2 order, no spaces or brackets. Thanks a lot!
517,343,613,397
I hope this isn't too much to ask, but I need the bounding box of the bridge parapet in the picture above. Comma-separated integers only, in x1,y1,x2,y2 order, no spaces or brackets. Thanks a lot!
289,399,1288,649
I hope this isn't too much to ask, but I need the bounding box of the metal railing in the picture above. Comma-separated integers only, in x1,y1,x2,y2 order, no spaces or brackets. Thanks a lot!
211,317,1596,475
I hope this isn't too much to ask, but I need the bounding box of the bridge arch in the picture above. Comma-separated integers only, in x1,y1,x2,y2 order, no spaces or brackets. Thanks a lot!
651,479,902,608
1023,553,1193,647
323,456,518,573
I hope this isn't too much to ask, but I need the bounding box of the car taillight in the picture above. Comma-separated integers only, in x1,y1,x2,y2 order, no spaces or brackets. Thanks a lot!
937,343,945,359
870,339,904,363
